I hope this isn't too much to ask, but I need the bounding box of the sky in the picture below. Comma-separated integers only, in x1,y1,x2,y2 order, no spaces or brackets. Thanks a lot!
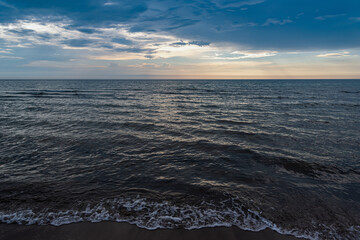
0,0,359,79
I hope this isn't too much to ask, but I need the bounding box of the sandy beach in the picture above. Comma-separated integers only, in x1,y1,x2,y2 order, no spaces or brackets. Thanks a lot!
0,222,305,240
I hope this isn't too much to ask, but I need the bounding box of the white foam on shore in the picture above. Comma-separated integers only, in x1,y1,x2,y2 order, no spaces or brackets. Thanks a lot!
0,197,357,240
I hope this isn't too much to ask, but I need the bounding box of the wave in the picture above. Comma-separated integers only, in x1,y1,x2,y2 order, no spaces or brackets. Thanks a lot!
162,139,360,179
2,90,116,99
1,196,358,239
340,91,360,94
0,196,316,239
253,154,360,178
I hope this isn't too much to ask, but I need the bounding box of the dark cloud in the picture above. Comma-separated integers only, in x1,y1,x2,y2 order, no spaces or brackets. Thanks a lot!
162,19,200,31
170,41,187,47
166,0,360,50
171,40,210,47
7,28,59,41
8,29,36,35
188,41,210,47
111,38,133,45
99,44,114,49
77,28,99,34
0,0,147,25
1,0,360,50
128,26,156,33
62,39,93,47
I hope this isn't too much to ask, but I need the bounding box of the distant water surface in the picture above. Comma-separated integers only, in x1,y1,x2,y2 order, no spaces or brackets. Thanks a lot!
0,80,359,239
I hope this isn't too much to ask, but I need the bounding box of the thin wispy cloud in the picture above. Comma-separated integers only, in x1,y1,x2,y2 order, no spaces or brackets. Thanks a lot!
263,18,293,26
349,17,360,22
213,0,266,8
316,52,351,58
315,14,346,21
0,55,23,59
206,50,277,60
0,0,15,9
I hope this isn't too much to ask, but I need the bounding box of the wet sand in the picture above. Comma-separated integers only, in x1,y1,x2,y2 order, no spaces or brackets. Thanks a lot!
0,222,305,240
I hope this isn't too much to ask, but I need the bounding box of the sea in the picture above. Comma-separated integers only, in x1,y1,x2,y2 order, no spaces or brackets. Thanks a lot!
0,79,359,239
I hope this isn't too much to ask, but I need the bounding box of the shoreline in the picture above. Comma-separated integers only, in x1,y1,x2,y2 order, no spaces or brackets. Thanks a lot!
0,222,306,240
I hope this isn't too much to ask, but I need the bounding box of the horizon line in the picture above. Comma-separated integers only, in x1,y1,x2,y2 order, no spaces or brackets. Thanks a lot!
1,78,360,81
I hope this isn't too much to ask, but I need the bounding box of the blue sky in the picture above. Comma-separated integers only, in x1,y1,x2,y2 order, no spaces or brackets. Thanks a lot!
0,0,359,79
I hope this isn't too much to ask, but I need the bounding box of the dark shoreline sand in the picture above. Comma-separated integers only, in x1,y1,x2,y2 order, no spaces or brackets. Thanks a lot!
0,222,306,240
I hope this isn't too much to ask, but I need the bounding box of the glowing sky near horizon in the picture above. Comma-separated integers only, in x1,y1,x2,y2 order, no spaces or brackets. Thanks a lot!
0,0,359,79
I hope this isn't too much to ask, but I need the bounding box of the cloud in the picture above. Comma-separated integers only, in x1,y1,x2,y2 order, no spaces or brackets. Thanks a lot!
0,48,12,54
0,0,15,9
0,0,359,50
315,14,346,21
0,47,23,59
128,63,171,69
188,41,210,46
24,60,107,69
250,50,277,57
0,55,23,59
77,28,99,34
0,0,360,80
114,47,152,53
171,40,210,47
62,39,93,47
1,0,147,25
162,19,200,31
104,2,119,6
213,0,266,8
263,18,292,26
349,17,360,22
170,41,187,47
209,50,277,60
316,52,351,58
149,0,360,50
0,19,172,59
111,38,133,45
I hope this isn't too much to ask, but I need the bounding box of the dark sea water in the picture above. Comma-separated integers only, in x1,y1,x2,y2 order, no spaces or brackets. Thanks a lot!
0,80,359,239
